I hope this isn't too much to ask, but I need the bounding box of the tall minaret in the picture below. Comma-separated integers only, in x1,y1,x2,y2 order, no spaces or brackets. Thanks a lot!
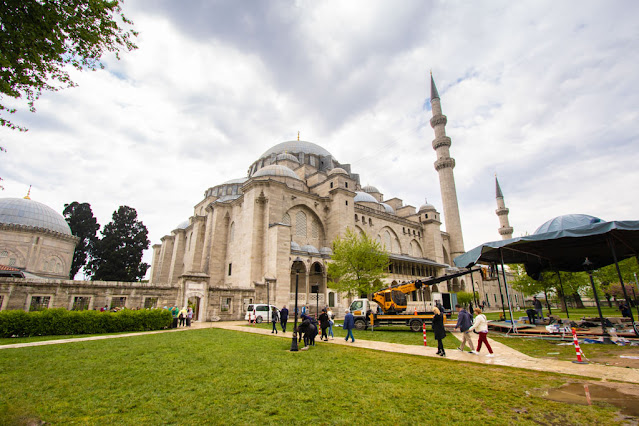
430,73,465,259
495,175,514,240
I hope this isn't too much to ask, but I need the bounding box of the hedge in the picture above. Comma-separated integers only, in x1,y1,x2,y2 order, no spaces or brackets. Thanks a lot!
0,308,173,338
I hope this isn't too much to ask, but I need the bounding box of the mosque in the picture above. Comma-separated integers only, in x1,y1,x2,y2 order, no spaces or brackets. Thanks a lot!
0,75,524,318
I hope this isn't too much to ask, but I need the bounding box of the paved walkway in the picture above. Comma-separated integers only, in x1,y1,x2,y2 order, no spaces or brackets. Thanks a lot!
2,321,638,385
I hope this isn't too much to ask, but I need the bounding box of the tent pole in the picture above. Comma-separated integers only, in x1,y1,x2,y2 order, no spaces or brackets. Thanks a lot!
469,268,478,308
499,248,518,333
609,237,636,328
494,262,507,320
556,271,570,319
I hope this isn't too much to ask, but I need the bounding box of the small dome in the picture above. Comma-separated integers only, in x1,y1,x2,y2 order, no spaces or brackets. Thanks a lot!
175,220,190,230
301,244,320,255
319,246,333,255
380,203,395,214
353,191,378,204
253,165,300,180
419,203,436,212
222,177,248,185
329,167,348,176
362,185,380,193
276,153,299,163
0,198,71,235
534,214,603,235
290,241,301,251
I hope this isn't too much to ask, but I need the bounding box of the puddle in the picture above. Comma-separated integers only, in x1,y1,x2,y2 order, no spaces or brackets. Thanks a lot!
542,382,639,417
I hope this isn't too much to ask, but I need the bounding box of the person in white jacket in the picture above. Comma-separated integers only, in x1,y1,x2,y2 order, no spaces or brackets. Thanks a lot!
467,308,494,357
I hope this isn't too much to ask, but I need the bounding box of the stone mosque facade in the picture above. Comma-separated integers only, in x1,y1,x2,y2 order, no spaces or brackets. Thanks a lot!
0,75,525,318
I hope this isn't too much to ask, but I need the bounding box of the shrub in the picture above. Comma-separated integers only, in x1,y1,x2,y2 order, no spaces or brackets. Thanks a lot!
0,309,172,338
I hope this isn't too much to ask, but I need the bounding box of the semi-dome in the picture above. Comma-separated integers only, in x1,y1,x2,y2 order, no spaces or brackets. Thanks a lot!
253,164,300,180
362,185,380,193
301,244,320,255
222,177,248,185
319,246,333,255
328,167,348,176
290,241,301,251
175,220,190,230
0,198,71,235
276,153,300,163
380,203,395,214
353,191,378,203
216,194,241,203
260,140,333,159
534,214,603,235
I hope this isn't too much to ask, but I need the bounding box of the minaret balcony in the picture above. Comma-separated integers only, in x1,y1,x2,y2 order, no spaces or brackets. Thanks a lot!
432,136,451,150
496,207,510,216
434,157,455,171
430,114,447,128
499,227,514,236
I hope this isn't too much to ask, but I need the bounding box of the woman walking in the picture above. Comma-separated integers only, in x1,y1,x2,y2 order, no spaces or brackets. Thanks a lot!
326,307,334,340
467,308,494,357
432,307,447,357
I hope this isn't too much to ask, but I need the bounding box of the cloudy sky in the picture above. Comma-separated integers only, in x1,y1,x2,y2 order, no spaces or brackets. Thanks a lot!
2,0,638,275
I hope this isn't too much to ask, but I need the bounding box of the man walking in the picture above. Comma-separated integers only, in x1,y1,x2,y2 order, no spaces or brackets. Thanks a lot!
533,296,543,322
280,305,289,332
271,307,279,334
454,304,476,353
343,309,355,343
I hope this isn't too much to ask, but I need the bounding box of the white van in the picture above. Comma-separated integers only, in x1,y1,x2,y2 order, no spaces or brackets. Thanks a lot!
244,304,279,323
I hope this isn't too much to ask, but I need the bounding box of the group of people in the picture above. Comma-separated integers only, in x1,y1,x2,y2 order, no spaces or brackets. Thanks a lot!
432,304,494,357
167,306,193,328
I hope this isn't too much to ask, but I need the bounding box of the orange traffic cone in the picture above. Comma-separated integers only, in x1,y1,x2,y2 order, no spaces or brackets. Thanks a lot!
414,307,418,315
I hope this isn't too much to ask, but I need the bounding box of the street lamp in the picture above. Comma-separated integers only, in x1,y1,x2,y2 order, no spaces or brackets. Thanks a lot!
290,257,302,352
583,257,613,344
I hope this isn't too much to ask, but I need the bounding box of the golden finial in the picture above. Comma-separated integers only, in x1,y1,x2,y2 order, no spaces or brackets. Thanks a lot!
24,185,31,200
297,131,300,141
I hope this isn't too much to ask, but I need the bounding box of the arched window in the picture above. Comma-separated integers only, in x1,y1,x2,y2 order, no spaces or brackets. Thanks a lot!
282,213,291,225
384,230,391,251
295,211,307,237
311,220,319,239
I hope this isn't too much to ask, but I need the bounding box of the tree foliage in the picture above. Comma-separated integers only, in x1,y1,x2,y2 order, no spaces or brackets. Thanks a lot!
327,229,389,298
510,264,590,309
63,201,100,279
455,291,477,307
87,205,149,281
0,0,138,130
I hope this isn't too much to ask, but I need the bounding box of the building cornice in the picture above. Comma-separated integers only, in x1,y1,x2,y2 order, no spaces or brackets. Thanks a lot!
0,223,79,244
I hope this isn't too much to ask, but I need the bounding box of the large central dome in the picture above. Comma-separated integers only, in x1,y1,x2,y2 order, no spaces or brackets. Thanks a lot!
259,140,333,159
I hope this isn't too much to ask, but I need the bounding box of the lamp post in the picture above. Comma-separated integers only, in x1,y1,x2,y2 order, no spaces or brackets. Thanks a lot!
583,257,613,344
290,257,302,352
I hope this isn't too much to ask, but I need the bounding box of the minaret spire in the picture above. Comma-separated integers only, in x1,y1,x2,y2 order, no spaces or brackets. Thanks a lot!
429,73,465,260
495,175,513,240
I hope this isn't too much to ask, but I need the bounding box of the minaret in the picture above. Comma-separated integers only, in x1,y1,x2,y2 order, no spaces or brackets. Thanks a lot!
430,73,465,259
495,176,513,240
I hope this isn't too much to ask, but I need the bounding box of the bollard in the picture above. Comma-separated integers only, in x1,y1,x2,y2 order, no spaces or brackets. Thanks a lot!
571,328,588,364
423,322,427,347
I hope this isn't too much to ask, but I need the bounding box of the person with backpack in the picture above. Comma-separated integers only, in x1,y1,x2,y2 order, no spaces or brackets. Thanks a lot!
432,307,447,357
467,308,494,357
454,304,476,353
271,307,279,334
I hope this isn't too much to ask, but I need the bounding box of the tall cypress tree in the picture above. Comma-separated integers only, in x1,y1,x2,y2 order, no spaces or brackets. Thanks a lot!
63,202,100,279
88,205,150,282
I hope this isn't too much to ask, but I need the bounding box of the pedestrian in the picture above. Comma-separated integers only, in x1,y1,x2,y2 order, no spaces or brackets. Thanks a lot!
343,309,355,343
280,305,289,332
533,296,543,321
526,307,537,325
170,306,179,328
178,306,187,327
454,304,475,354
435,300,444,313
326,307,334,339
319,308,329,341
271,307,279,334
467,308,494,357
302,305,308,316
186,307,193,326
432,307,447,357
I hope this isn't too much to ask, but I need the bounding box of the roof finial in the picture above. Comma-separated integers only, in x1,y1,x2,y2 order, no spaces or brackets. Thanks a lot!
24,185,32,200
297,131,300,141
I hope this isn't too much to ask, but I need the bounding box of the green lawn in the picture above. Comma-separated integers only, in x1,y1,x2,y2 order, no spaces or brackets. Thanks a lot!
0,331,136,346
0,328,622,424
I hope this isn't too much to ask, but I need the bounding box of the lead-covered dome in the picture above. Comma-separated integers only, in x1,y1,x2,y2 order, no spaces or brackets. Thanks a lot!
353,191,378,203
260,140,332,159
276,153,300,163
534,214,603,235
328,167,348,176
0,198,71,235
253,164,300,180
362,185,380,193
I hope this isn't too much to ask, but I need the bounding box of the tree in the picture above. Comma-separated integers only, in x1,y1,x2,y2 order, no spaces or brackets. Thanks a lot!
63,201,100,279
511,264,590,310
595,257,639,307
1,0,138,130
87,205,149,281
455,291,477,307
327,229,389,298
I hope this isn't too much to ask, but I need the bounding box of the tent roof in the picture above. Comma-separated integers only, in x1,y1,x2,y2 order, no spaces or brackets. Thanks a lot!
454,220,639,272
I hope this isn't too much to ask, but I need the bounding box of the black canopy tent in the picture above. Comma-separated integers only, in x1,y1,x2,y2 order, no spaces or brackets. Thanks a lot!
454,218,639,336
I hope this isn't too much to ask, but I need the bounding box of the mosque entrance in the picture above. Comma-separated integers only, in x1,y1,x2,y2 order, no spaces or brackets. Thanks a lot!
188,296,201,321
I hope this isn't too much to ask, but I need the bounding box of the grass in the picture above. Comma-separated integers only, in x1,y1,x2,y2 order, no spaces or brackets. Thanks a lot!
0,328,623,425
0,331,136,346
247,320,462,348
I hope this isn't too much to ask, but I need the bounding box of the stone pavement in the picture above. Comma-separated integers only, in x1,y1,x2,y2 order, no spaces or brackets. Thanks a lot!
3,321,638,385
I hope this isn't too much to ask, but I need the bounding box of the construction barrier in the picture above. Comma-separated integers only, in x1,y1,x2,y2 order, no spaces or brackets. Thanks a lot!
584,384,592,405
571,327,588,364
423,322,427,347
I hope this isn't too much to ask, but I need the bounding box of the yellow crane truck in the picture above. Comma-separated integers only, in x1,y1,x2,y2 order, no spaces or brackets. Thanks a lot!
348,268,478,331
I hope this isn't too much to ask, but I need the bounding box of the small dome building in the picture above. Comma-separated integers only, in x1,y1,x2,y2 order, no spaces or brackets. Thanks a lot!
0,196,78,279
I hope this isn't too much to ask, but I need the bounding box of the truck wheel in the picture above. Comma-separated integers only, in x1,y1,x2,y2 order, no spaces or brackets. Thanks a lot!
354,319,367,330
409,319,423,332
256,316,263,324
